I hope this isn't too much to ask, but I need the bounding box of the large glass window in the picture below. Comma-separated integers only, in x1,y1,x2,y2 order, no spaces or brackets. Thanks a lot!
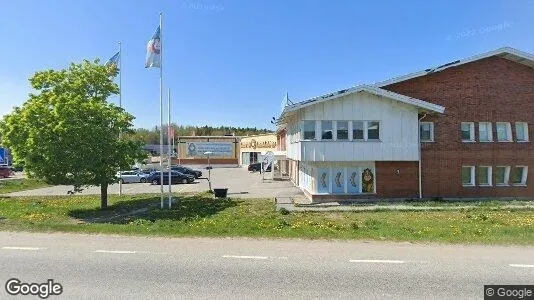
461,122,474,142
478,122,493,142
420,122,434,142
496,122,512,142
462,166,475,186
321,121,333,140
336,121,348,140
512,166,528,186
477,166,492,186
352,121,364,140
515,122,529,142
495,166,510,186
302,121,316,140
367,121,380,140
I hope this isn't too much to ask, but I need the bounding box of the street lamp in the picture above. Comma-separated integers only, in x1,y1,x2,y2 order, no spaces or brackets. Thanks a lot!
204,151,213,192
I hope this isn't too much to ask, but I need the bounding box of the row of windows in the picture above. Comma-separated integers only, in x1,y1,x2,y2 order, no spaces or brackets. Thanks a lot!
461,166,528,187
302,120,380,141
420,122,529,143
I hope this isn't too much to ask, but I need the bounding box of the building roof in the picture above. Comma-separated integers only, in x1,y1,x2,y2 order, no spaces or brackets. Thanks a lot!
278,47,534,123
375,47,534,87
279,85,445,120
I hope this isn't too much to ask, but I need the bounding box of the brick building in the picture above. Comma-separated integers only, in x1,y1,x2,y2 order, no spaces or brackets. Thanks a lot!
276,47,533,202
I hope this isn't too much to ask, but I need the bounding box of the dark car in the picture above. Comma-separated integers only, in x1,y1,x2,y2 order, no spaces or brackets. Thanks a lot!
147,171,194,185
247,162,271,173
170,166,202,178
0,166,12,178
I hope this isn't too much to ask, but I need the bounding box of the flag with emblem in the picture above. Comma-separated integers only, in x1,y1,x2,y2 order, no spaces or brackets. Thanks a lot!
145,25,161,68
105,51,120,67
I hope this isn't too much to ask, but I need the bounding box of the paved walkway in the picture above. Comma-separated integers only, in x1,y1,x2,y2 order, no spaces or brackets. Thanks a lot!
3,167,303,199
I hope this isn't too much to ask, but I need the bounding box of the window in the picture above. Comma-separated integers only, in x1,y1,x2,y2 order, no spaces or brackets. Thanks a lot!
495,166,510,186
302,121,316,140
321,121,333,140
477,166,492,186
478,122,493,142
512,166,528,186
461,166,475,186
420,122,434,142
352,121,364,140
336,121,348,140
496,122,512,142
515,122,529,142
367,121,380,140
461,122,475,142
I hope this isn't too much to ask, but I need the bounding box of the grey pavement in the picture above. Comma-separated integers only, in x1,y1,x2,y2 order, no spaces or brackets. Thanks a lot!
0,231,533,299
3,167,302,199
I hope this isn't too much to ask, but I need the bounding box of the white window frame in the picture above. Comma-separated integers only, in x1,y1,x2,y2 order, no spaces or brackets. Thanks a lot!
336,121,349,141
512,166,528,186
515,122,529,142
351,121,365,141
420,122,434,142
301,120,317,141
477,166,492,186
461,122,475,142
496,122,512,142
461,166,475,187
320,120,333,141
366,120,380,141
478,122,493,142
495,166,511,186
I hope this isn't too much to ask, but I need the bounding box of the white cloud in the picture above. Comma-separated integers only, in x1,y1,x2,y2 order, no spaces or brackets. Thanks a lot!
0,77,30,117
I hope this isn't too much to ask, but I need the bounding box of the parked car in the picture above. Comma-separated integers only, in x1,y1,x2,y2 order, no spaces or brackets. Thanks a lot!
116,171,149,183
248,162,271,173
170,165,202,178
147,171,195,185
0,166,12,178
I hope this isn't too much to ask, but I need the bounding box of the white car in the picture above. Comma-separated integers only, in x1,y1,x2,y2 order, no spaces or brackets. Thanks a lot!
116,171,149,184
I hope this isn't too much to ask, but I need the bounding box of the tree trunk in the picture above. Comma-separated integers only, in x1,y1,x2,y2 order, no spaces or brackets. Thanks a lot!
100,182,108,209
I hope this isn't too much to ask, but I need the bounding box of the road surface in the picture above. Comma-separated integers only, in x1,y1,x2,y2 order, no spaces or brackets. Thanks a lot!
0,232,533,299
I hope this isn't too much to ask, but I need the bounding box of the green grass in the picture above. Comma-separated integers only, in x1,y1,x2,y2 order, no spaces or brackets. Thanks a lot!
0,179,50,194
0,193,533,244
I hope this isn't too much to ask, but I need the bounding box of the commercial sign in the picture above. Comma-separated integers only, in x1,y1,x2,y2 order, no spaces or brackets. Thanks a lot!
186,142,233,157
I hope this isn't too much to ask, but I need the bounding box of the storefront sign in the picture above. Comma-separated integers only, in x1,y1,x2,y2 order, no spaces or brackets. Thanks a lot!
186,142,233,157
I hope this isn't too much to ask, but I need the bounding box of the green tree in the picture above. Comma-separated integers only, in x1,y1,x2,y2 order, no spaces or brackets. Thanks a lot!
0,60,145,209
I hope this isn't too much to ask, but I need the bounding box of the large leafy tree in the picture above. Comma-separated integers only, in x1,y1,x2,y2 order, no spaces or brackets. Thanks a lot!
0,60,145,208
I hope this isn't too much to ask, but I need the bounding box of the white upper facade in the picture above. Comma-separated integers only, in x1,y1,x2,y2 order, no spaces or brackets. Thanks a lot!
279,86,444,162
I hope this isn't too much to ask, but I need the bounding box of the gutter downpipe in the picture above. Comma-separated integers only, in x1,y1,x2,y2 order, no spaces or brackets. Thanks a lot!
418,113,428,199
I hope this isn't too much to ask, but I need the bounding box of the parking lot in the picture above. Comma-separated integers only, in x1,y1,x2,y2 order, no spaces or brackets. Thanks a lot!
3,167,302,199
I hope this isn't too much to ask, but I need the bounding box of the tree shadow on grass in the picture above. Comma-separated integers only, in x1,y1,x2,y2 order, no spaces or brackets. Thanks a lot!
69,194,238,224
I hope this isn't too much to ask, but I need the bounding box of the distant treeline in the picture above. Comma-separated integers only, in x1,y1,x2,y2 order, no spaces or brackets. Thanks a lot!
125,124,273,145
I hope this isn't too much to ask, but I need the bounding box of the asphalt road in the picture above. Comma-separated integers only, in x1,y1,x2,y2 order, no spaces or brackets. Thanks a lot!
1,232,533,299
4,167,301,199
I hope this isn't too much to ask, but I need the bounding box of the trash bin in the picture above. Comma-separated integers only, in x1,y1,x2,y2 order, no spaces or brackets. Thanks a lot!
213,188,228,198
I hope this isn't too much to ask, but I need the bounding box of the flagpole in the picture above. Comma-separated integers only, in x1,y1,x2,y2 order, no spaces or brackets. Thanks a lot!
118,41,123,197
159,12,164,209
167,89,172,209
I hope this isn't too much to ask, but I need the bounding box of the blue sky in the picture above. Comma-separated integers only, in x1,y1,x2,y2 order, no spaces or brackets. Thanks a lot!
1,0,533,130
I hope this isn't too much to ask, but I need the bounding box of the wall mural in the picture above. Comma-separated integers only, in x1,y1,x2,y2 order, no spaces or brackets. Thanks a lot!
240,139,277,149
362,168,375,193
332,168,344,194
347,169,360,194
317,168,329,194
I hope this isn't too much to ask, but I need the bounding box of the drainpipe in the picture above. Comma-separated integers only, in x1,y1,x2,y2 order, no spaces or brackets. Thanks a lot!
418,113,428,199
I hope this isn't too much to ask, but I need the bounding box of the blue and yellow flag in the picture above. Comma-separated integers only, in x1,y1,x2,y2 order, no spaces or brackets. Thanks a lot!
105,51,120,67
145,26,161,68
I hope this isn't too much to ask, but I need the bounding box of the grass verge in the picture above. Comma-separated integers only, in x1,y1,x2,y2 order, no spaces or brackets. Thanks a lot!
0,179,50,194
0,193,533,244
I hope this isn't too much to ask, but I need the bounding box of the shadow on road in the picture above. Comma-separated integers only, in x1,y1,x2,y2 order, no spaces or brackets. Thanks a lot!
69,194,238,224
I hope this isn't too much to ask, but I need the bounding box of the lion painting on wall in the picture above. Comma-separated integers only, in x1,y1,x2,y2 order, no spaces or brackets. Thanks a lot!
362,168,374,193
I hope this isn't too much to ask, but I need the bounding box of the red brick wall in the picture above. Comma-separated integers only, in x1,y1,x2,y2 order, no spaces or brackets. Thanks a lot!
384,56,534,198
277,129,287,151
376,161,419,198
